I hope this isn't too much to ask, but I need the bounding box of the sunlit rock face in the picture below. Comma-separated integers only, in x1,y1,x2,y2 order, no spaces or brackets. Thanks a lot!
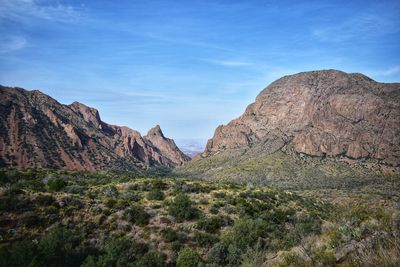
200,70,400,167
0,86,189,170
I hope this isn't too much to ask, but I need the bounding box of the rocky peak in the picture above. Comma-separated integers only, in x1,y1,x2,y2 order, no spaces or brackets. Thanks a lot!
69,101,102,129
0,86,190,170
144,125,190,166
200,70,400,167
146,125,164,138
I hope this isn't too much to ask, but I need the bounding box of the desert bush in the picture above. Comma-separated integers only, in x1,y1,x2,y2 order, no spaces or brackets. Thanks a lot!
123,205,151,226
120,191,142,202
133,251,165,267
147,189,165,200
207,242,228,265
0,189,30,212
37,226,86,266
193,231,219,247
176,247,202,267
221,219,267,251
151,179,168,190
313,247,335,266
65,185,86,195
168,193,200,222
0,226,90,267
278,251,312,267
161,228,179,243
209,206,219,214
35,194,56,206
195,215,232,233
94,237,148,266
212,191,226,198
104,198,117,209
102,185,119,198
47,178,67,191
0,240,38,267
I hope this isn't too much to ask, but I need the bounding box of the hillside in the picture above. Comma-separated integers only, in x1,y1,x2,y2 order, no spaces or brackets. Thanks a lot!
0,86,189,171
0,169,398,266
178,70,400,187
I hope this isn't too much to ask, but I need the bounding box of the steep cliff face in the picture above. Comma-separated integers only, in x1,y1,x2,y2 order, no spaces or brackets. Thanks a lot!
0,86,189,170
200,70,400,167
144,125,191,166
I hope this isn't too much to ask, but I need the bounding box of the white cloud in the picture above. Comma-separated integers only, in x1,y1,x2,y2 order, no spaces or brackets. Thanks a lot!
0,0,81,23
365,66,400,77
0,35,27,53
312,13,399,43
206,59,253,67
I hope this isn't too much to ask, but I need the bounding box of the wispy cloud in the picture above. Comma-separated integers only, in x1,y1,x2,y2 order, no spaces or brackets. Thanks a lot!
0,35,27,53
364,66,400,77
312,13,399,43
0,0,82,23
206,59,253,67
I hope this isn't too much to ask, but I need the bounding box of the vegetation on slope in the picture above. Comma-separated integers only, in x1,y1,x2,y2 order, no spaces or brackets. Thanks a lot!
0,169,399,266
177,149,400,191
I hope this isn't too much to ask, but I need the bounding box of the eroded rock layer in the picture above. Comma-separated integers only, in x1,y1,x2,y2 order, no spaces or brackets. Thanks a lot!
0,86,189,170
200,70,400,167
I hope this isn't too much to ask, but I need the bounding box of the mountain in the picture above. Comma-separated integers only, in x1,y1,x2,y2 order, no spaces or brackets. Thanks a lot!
178,70,400,187
175,139,206,158
0,86,189,171
144,125,191,165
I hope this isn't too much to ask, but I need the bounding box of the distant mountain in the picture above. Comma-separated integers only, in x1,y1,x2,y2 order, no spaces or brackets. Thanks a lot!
0,86,189,171
178,70,400,187
175,139,206,158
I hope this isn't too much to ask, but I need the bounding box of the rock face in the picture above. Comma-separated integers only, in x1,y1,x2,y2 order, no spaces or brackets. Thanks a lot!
200,70,400,167
144,125,191,165
0,86,189,170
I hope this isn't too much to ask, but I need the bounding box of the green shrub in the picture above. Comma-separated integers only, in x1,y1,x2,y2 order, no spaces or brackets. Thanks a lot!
193,231,219,247
133,251,165,267
207,242,228,265
147,189,165,200
0,240,38,267
161,228,179,243
123,205,151,226
168,193,200,222
35,194,56,206
176,248,202,267
47,178,67,191
278,251,312,267
195,216,231,233
151,179,168,190
37,227,85,266
102,185,119,198
226,244,242,266
209,206,219,214
96,237,148,266
221,219,267,250
104,198,117,209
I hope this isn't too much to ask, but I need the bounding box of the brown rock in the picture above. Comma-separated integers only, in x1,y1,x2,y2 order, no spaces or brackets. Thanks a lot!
200,70,400,166
144,125,191,166
0,85,189,170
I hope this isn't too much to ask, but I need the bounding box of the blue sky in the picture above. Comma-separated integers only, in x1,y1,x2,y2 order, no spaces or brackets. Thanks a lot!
0,0,399,144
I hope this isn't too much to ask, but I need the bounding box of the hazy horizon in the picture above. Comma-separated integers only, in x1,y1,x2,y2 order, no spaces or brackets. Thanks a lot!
1,0,399,141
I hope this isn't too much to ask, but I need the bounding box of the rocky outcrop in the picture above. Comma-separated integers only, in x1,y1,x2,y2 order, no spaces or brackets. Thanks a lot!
144,125,191,166
0,86,189,170
199,70,400,167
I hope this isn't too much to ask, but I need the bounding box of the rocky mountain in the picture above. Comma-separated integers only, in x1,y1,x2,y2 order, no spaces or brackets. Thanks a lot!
0,85,189,171
179,70,400,186
144,125,191,165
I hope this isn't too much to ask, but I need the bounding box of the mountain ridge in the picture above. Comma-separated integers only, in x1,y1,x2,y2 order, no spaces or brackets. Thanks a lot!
0,85,189,171
178,70,400,186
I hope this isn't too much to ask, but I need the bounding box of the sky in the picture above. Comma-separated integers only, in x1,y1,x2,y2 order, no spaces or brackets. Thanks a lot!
0,0,399,144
